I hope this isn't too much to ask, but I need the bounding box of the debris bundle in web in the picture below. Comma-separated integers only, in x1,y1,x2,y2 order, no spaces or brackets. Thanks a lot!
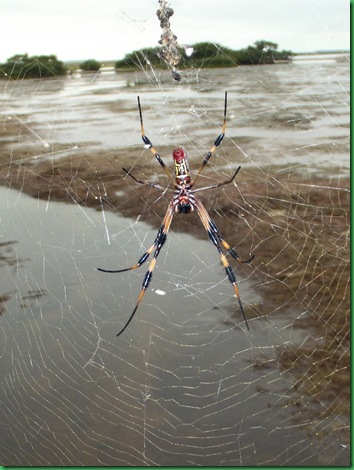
156,0,182,81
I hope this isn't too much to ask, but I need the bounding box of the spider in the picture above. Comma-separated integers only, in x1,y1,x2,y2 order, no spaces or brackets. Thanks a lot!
98,92,254,336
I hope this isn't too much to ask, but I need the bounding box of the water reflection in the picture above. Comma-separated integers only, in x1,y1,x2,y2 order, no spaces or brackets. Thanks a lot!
0,185,349,465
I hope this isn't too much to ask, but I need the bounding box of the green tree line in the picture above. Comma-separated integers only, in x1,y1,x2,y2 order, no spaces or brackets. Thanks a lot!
115,40,293,69
0,55,103,79
0,41,293,80
0,54,67,79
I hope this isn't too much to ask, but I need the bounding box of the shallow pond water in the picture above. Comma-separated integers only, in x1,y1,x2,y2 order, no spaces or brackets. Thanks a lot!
0,59,349,465
2,59,349,173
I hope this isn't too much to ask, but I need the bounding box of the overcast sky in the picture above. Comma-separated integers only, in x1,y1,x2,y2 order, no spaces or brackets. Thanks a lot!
0,0,349,62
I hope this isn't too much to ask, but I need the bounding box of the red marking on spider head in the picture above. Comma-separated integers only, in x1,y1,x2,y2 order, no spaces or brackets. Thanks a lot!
172,147,187,163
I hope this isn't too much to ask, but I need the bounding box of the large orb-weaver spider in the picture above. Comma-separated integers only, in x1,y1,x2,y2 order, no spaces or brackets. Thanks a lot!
98,92,254,336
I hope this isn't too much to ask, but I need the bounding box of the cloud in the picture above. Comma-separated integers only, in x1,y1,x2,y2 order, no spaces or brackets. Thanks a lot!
0,0,349,62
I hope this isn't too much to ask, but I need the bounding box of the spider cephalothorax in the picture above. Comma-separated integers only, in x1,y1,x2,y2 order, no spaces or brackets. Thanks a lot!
98,93,254,336
173,146,191,182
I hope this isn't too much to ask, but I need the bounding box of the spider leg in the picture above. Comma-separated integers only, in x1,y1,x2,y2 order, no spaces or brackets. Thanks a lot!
97,224,165,274
208,218,255,265
191,91,228,188
122,167,167,191
97,197,177,274
114,202,175,337
194,198,252,330
137,96,175,186
191,166,241,194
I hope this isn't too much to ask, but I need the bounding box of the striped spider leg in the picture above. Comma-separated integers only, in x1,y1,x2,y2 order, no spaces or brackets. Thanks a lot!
193,198,254,330
98,202,175,337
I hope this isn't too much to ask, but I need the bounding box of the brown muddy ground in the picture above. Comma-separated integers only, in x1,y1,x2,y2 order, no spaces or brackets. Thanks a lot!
0,126,350,439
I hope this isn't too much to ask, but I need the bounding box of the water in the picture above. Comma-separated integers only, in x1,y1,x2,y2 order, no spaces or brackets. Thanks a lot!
1,58,350,172
1,186,343,466
0,59,350,465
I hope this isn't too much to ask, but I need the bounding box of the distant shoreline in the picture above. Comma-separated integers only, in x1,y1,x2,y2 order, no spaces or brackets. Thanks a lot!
63,50,350,67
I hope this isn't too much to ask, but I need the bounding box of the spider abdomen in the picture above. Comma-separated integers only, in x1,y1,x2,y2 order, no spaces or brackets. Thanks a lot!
175,191,194,214
178,202,192,214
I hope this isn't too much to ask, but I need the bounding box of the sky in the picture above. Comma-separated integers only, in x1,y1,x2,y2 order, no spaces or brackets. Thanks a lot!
0,0,350,62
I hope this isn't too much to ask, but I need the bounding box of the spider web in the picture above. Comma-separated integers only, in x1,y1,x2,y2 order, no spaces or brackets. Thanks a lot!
0,8,350,468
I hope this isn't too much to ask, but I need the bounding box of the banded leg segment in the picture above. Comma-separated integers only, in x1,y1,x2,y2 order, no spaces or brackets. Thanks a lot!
115,202,175,337
191,91,228,188
137,96,175,186
208,218,255,265
191,166,241,194
195,198,252,330
97,224,166,274
122,167,167,191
